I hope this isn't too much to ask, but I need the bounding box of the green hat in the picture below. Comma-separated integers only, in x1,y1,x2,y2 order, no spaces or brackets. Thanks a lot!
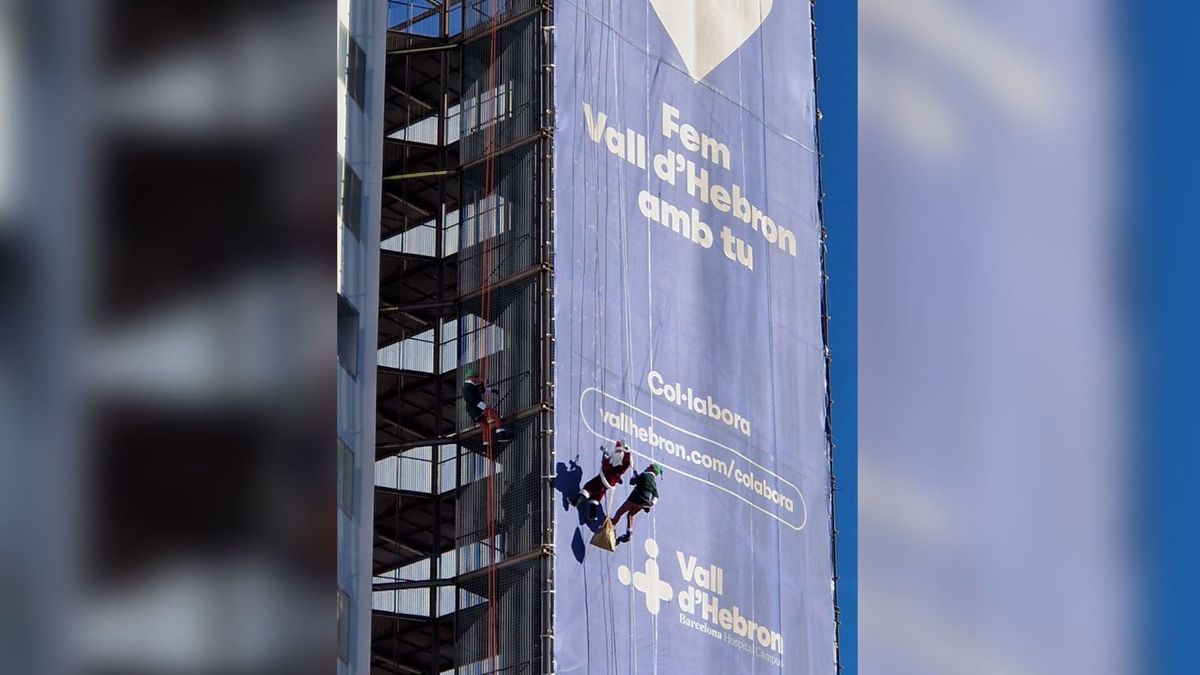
465,365,479,378
649,463,663,476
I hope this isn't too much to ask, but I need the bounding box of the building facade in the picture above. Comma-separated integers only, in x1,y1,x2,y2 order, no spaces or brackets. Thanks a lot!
338,1,386,674
354,2,836,674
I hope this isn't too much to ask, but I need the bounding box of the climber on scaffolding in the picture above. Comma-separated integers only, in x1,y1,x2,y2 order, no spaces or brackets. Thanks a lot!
612,463,664,545
570,440,633,519
462,365,512,445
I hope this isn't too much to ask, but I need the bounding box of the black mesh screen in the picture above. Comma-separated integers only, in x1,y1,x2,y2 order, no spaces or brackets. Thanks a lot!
462,0,542,36
459,15,542,164
377,4,553,673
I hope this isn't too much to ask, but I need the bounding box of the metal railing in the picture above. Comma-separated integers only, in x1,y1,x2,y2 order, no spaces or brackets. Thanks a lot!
388,0,464,38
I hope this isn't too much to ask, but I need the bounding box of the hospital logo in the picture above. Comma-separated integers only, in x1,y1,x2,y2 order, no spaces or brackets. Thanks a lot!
648,0,775,81
617,538,674,615
618,537,787,658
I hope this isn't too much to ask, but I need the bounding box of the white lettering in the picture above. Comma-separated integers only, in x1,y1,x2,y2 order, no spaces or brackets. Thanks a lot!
582,102,607,142
673,547,785,655
661,102,731,169
646,370,752,438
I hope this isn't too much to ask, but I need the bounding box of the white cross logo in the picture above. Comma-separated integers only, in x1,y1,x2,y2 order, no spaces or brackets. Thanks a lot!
617,538,675,615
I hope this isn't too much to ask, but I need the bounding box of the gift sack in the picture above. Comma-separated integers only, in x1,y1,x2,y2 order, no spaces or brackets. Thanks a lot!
590,518,617,552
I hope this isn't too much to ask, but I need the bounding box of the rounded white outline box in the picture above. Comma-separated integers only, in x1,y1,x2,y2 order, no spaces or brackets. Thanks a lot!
580,386,808,531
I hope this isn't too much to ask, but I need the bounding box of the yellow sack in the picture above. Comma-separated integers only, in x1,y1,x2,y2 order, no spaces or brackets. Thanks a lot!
590,518,617,552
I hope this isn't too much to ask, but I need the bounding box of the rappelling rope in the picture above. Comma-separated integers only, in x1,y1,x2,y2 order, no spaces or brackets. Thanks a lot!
577,10,611,674
479,0,501,671
605,485,620,674
596,21,623,675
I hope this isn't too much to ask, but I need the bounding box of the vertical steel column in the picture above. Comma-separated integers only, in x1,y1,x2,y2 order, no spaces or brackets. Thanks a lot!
429,9,451,673
537,4,556,673
452,1,466,669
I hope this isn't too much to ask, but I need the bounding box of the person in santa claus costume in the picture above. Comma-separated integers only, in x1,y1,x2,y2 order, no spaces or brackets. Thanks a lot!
570,440,633,519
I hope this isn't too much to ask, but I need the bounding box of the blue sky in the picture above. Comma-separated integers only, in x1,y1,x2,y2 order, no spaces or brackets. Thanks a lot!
1135,2,1200,671
813,1,856,672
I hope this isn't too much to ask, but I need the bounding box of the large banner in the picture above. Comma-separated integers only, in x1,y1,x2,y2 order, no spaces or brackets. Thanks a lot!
552,1,833,673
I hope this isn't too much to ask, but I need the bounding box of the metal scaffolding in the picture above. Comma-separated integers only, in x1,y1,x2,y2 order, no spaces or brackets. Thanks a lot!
374,2,554,673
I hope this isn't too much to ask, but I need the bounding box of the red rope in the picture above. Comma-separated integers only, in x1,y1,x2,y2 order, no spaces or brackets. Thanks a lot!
481,1,501,672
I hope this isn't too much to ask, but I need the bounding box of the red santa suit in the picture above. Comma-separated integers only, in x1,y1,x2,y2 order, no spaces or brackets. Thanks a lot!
573,442,633,507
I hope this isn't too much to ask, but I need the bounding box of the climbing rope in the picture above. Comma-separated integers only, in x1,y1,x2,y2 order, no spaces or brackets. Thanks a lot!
481,0,501,671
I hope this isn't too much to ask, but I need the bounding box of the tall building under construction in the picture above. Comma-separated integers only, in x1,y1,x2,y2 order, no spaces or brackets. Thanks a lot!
338,1,839,673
